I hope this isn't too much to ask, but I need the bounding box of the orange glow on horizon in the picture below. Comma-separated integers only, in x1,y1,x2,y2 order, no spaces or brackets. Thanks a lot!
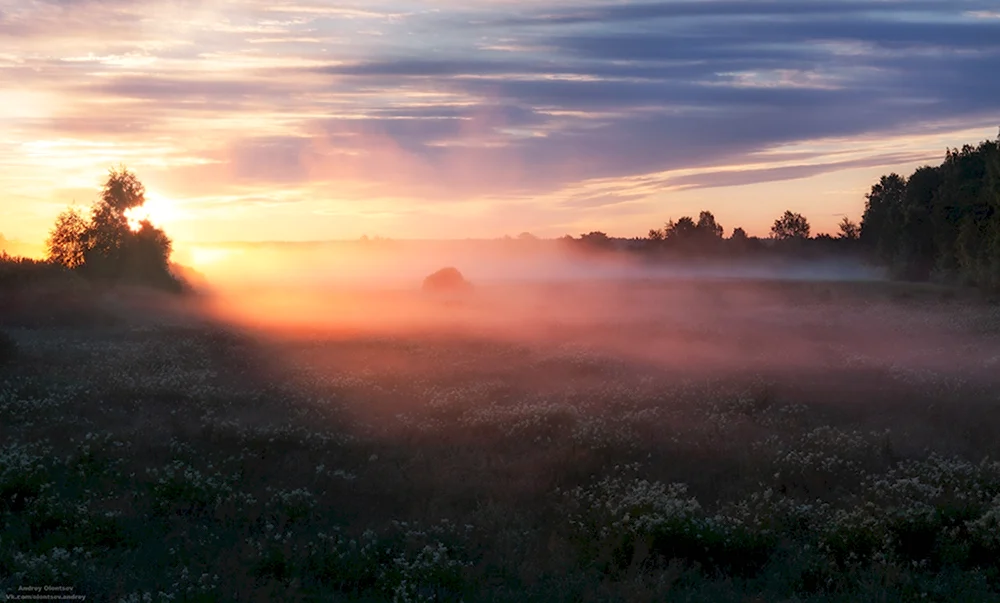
188,246,234,268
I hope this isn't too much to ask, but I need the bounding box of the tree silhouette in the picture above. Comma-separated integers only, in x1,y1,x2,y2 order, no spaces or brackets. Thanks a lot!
124,219,176,288
857,136,1000,288
770,211,811,240
44,166,182,291
937,143,997,281
647,212,737,253
986,149,1000,288
894,166,943,279
861,173,906,262
837,217,860,241
83,166,148,278
579,231,613,249
730,227,748,241
697,211,724,239
47,207,88,268
664,217,698,241
955,216,987,284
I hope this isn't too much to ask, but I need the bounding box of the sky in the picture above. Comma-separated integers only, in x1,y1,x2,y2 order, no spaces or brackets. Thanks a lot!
1,0,999,252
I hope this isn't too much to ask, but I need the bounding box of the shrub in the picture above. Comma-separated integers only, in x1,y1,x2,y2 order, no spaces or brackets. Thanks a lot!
0,253,69,288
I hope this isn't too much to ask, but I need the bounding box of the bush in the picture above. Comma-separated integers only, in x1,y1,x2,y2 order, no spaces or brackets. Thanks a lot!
0,253,69,288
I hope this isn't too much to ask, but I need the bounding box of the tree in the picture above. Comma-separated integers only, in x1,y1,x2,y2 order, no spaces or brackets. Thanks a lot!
46,207,88,268
84,166,148,277
986,146,1000,289
892,166,943,280
579,231,613,248
100,164,147,214
931,146,992,276
955,215,987,285
664,216,698,241
855,136,1000,289
727,227,751,254
41,166,182,291
770,211,811,240
861,173,906,263
696,211,724,239
837,217,860,240
123,219,179,290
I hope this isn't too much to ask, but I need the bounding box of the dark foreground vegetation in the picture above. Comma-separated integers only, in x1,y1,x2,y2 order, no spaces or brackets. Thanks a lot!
3,280,1000,601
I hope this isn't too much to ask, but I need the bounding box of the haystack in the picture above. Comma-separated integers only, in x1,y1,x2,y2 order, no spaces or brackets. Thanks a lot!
422,267,471,292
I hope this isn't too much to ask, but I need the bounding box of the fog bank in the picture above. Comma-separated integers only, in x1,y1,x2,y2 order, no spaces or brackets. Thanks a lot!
178,240,884,291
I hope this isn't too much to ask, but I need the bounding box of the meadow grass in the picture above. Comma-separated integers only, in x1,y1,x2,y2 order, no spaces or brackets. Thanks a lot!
2,280,1000,601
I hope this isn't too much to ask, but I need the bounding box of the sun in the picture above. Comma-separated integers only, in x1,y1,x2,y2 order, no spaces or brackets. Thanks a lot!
124,191,179,231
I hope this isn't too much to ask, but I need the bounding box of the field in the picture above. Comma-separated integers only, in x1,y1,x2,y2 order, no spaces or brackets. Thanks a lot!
3,278,1000,602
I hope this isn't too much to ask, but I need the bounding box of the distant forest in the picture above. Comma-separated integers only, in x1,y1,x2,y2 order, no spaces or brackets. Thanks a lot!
562,134,1000,290
2,134,999,292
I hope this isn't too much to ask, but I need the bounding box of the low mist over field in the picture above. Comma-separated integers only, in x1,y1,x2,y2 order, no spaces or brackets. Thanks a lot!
5,260,1000,600
182,243,913,376
183,239,886,290
201,271,1000,398
185,238,888,346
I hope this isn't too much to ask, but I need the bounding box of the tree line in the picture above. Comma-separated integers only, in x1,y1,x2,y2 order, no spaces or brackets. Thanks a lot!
564,133,1000,289
6,132,1000,293
860,138,1000,288
565,209,861,259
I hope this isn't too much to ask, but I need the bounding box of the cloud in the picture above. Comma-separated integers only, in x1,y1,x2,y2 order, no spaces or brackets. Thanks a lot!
663,152,939,190
227,136,313,183
497,1,990,26
2,0,999,243
557,192,648,210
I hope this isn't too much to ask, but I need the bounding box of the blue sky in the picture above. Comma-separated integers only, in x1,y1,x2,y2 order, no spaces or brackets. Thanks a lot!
1,0,998,249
